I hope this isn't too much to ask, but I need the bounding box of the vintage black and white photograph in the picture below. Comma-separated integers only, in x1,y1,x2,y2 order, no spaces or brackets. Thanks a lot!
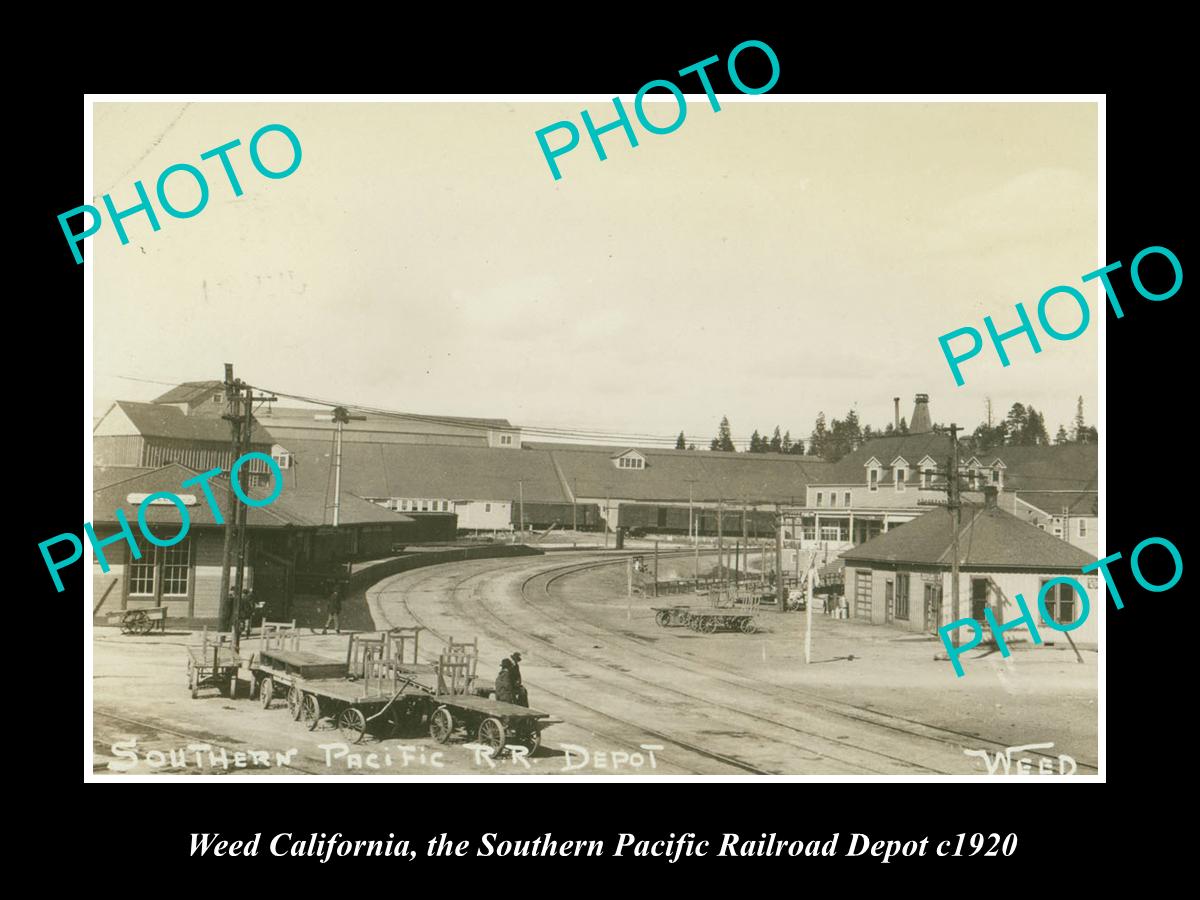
86,97,1100,778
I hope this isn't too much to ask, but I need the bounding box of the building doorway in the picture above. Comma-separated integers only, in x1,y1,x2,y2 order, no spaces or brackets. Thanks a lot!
884,579,894,624
924,582,943,633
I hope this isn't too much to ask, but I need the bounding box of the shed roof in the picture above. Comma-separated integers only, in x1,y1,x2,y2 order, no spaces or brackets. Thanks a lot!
102,400,274,445
840,502,1096,570
91,464,411,529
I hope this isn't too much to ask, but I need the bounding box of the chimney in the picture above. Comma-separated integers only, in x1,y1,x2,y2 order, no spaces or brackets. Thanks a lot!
983,485,999,509
910,393,932,434
893,397,900,430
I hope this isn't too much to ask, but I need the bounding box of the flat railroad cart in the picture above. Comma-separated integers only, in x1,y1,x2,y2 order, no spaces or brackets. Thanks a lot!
652,605,696,628
428,693,560,756
108,606,167,635
186,628,242,698
256,630,437,741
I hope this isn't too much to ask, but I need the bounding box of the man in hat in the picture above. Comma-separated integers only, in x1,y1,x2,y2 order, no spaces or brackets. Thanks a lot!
323,582,343,635
494,658,515,703
509,652,528,706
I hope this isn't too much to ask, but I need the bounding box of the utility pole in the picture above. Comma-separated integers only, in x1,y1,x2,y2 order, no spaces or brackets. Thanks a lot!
572,478,577,532
716,499,725,590
653,540,660,598
775,506,785,609
604,489,611,549
948,422,961,648
518,479,525,540
311,407,364,528
218,364,241,634
230,383,278,651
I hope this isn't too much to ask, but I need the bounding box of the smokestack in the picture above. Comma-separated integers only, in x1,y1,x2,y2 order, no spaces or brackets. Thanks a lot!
910,393,932,434
893,397,900,430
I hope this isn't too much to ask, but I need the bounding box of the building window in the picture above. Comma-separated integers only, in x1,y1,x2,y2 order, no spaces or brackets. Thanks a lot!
991,468,1000,484
820,524,844,542
896,468,906,492
1040,579,1078,627
128,536,156,596
499,435,513,445
970,578,989,620
855,571,873,619
869,469,878,492
921,468,932,488
816,492,823,508
968,469,978,491
161,539,191,596
843,491,851,507
1078,519,1087,538
421,500,429,511
271,446,292,469
829,492,838,508
895,573,910,620
485,503,492,512
212,393,223,402
801,523,816,541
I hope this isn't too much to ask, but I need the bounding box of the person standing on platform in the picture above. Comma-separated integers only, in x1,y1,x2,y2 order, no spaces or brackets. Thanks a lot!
495,658,515,703
323,583,343,635
509,652,528,706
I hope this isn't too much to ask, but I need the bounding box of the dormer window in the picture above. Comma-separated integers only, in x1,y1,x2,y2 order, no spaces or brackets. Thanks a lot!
614,449,646,471
990,459,1006,490
869,469,879,492
816,492,824,508
830,492,838,508
896,467,906,492
968,469,978,491
921,467,932,488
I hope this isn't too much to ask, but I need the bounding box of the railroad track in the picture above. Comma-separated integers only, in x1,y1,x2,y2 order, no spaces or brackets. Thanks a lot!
530,555,1100,773
372,562,779,775
375,557,905,774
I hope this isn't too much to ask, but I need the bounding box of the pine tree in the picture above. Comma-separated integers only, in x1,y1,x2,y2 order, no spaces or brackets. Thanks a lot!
770,426,783,453
808,413,828,458
1072,396,1086,443
898,416,909,435
1005,403,1028,444
1055,424,1069,445
790,438,806,455
749,430,763,453
675,431,687,450
712,416,735,453
781,430,793,453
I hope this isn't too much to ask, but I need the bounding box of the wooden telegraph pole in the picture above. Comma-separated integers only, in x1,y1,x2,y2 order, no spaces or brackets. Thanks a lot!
775,506,785,609
218,364,241,633
230,382,278,651
948,423,961,648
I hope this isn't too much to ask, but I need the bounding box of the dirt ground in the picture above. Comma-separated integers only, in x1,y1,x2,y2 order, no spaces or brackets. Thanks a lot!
91,550,1097,778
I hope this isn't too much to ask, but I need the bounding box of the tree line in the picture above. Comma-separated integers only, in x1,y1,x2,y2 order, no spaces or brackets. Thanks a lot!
675,397,1097,462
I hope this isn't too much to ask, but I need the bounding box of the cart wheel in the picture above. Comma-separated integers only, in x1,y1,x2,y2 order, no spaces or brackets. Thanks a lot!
739,617,758,634
228,675,240,700
287,685,303,720
137,613,156,636
655,610,670,627
702,616,718,634
338,707,367,744
302,694,322,730
260,676,274,709
477,717,507,755
520,729,542,754
430,706,454,744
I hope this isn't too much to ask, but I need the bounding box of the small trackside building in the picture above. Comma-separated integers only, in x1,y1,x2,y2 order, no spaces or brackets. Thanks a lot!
838,488,1099,647
91,463,450,625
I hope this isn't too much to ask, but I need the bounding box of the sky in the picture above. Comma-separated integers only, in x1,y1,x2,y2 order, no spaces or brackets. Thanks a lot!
91,100,1099,448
